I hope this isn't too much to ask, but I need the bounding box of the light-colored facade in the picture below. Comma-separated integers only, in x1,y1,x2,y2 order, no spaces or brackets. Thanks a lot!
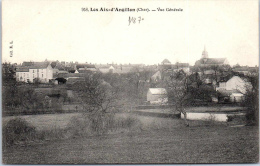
216,76,251,94
218,82,226,89
147,88,168,104
16,63,54,83
16,71,30,82
225,76,251,94
230,93,244,102
216,76,252,103
151,71,162,82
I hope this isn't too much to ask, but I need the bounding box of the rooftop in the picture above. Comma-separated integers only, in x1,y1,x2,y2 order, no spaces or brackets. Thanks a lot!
161,59,171,64
149,88,167,95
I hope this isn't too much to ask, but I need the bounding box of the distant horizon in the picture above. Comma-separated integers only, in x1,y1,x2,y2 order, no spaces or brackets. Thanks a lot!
2,45,259,67
5,57,259,67
2,0,259,67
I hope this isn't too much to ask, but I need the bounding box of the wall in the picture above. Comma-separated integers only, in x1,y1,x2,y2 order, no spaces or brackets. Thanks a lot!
230,94,244,102
46,65,54,82
16,72,29,82
26,66,53,83
181,112,228,122
226,76,246,93
147,90,168,104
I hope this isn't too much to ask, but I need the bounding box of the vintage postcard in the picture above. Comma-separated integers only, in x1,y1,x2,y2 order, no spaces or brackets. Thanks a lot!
2,0,259,164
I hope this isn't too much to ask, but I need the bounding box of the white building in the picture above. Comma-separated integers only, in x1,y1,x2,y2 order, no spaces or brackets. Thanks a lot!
150,71,162,82
217,76,252,94
98,65,115,73
216,76,252,102
16,62,54,83
147,88,168,104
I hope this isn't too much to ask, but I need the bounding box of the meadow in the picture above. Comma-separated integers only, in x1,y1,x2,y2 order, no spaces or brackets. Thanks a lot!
2,112,259,164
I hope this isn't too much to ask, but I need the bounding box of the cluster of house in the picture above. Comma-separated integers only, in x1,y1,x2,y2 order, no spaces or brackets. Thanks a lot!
14,47,257,104
147,47,256,104
147,75,252,104
15,60,148,84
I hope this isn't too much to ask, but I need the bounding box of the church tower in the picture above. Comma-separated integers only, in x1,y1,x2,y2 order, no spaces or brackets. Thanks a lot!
201,45,208,59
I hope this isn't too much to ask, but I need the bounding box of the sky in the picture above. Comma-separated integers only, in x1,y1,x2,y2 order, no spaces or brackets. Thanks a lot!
2,0,259,66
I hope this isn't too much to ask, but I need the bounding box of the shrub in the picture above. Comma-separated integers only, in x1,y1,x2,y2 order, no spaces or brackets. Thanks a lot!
87,112,114,135
227,115,234,122
65,113,111,137
245,108,259,126
112,115,142,132
202,114,217,126
36,129,67,141
65,113,143,137
3,117,36,146
242,76,259,126
66,115,92,138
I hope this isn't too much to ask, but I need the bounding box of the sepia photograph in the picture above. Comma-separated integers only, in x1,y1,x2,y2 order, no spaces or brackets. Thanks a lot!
1,0,259,164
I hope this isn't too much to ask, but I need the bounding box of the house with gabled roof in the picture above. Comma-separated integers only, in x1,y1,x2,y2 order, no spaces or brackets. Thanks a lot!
16,61,54,83
216,76,252,102
216,76,252,94
147,88,168,104
97,65,115,73
74,64,97,73
150,71,162,83
232,66,259,76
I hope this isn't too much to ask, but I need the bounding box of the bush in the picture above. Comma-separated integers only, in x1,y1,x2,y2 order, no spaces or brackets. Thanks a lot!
65,113,143,137
245,108,259,126
66,115,92,138
3,117,36,146
112,115,142,132
202,114,217,126
87,112,115,135
65,113,113,137
242,76,259,126
36,129,67,141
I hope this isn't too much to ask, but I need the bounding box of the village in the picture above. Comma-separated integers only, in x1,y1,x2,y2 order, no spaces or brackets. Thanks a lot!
2,47,259,164
2,0,259,163
4,47,258,111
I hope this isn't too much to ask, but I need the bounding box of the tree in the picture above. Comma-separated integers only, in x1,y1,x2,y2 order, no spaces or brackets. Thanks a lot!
243,75,259,125
72,73,120,134
19,87,40,112
74,73,119,113
166,70,192,126
2,62,16,83
189,72,203,89
2,62,20,109
33,78,41,86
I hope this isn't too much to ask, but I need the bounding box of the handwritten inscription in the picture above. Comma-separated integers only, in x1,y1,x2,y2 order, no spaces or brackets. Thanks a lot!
80,7,182,26
128,16,144,26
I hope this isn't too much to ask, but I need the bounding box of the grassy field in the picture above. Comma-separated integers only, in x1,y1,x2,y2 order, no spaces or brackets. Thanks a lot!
2,113,79,130
2,113,259,164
